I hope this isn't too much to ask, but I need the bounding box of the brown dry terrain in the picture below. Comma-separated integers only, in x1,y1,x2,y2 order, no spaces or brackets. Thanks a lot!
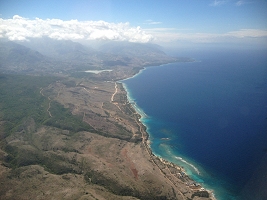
0,39,214,199
0,72,215,200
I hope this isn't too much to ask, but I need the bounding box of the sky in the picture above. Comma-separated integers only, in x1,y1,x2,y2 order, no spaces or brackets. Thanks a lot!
0,0,267,48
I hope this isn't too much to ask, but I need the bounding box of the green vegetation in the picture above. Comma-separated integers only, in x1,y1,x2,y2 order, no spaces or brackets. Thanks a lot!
0,74,96,173
0,74,94,137
85,171,135,196
44,101,94,133
0,74,55,137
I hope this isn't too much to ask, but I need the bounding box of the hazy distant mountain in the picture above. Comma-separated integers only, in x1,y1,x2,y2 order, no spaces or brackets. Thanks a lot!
96,41,180,66
20,38,171,63
19,37,107,62
22,37,93,56
0,38,178,75
0,41,57,74
0,41,44,63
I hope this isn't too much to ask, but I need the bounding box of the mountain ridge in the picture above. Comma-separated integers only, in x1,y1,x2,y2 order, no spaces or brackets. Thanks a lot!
0,38,179,76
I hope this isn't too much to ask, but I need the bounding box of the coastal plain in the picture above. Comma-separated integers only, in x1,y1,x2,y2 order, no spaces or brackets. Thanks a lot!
0,39,213,200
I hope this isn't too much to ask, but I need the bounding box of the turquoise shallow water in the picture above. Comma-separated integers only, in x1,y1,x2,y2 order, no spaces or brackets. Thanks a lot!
122,49,267,200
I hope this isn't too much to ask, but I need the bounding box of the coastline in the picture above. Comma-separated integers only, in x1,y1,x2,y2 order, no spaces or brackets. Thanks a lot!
118,66,217,200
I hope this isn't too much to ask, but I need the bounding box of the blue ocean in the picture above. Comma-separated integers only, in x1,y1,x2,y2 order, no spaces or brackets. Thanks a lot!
122,48,267,200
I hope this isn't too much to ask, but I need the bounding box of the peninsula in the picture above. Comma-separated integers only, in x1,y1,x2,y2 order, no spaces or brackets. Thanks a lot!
0,39,214,200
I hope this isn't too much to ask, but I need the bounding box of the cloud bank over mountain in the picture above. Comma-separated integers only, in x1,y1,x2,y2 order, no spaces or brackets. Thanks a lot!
1,15,266,48
0,15,154,43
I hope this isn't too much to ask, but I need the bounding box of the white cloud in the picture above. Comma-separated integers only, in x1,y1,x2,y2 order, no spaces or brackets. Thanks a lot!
144,20,162,25
236,0,244,6
0,15,154,43
235,0,252,6
209,0,226,7
145,28,267,43
226,29,267,38
1,15,266,46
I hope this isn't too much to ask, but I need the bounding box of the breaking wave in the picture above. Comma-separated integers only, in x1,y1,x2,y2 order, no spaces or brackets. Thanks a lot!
175,156,201,175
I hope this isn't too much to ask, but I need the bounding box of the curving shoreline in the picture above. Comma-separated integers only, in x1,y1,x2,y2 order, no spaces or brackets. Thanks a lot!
118,67,217,200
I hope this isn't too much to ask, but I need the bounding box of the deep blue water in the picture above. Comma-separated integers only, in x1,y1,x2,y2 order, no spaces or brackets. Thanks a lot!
122,48,267,200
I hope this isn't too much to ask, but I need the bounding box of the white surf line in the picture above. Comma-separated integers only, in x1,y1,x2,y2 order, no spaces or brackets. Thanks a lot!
111,82,118,102
175,156,200,175
121,82,149,119
131,103,148,118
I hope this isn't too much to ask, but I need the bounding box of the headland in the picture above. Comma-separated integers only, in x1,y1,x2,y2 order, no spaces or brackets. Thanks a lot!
0,39,215,199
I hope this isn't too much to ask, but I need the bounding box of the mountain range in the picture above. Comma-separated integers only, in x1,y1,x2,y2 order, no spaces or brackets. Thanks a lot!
0,38,177,75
